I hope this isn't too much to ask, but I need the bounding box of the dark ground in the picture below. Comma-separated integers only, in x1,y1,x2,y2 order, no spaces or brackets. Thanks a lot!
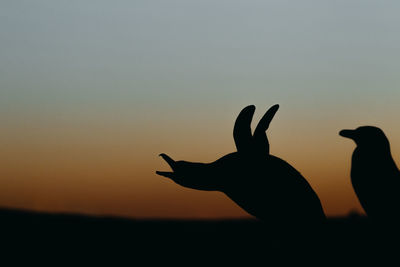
0,208,398,264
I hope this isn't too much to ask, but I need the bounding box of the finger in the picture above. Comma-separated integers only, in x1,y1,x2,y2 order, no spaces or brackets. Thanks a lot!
253,105,279,155
156,171,176,179
254,104,279,136
233,105,256,153
159,153,176,170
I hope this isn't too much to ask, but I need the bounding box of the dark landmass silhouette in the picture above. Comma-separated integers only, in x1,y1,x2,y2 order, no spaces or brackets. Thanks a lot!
340,126,400,225
157,105,325,228
0,207,397,264
0,206,398,265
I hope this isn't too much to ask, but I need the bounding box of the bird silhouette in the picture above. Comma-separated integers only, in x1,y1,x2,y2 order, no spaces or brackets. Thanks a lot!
157,105,326,226
340,126,400,224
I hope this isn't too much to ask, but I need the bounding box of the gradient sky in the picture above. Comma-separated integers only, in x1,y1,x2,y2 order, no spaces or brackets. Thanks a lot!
1,0,400,219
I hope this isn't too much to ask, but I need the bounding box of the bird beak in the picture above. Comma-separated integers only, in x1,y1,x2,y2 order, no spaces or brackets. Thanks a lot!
339,129,356,139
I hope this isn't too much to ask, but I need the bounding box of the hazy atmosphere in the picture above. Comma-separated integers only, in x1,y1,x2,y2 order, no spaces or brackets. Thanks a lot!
1,0,400,219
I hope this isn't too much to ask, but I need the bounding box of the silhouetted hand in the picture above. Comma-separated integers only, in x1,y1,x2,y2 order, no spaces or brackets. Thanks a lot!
157,105,326,225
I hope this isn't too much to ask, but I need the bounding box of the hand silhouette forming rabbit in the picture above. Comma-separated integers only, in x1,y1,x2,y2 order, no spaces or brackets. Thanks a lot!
157,105,326,225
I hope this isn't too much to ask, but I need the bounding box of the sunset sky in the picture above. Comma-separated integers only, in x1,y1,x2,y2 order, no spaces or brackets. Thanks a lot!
1,0,400,219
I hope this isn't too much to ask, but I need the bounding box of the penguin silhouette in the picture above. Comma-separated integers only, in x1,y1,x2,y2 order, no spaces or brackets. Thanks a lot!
157,105,326,226
340,126,400,222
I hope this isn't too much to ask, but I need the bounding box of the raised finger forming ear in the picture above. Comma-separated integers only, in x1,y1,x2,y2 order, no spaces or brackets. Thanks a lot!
233,105,256,153
253,104,279,155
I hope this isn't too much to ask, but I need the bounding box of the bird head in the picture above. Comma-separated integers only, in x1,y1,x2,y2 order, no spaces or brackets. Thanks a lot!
339,126,390,149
